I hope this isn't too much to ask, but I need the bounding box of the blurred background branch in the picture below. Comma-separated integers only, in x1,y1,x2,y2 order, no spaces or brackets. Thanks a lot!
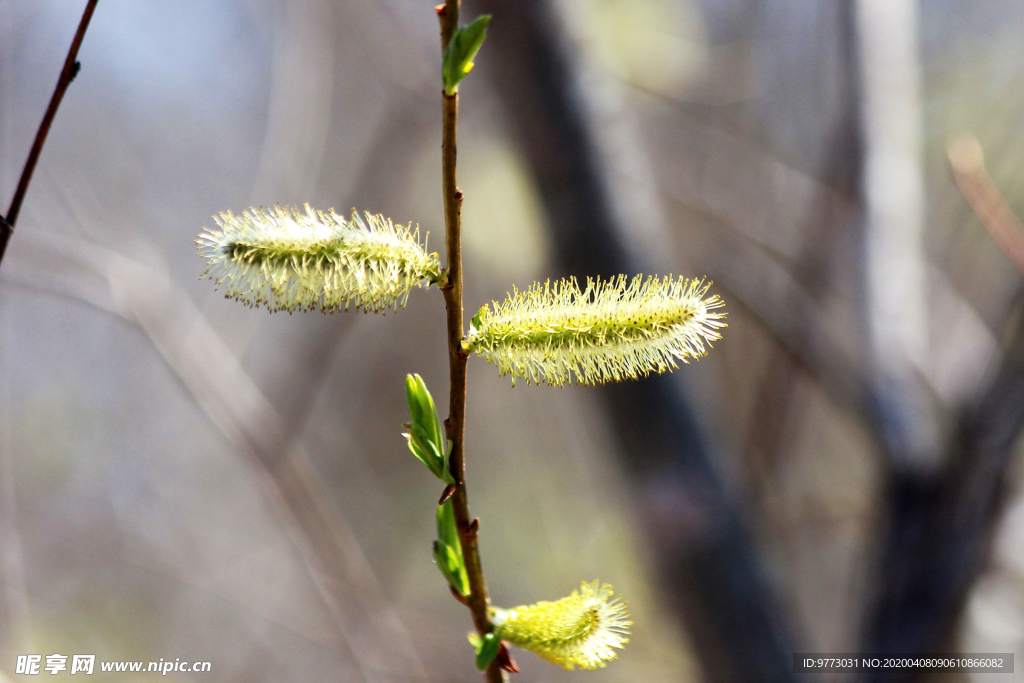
858,139,1024,679
6,228,426,682
949,135,1024,279
475,1,800,680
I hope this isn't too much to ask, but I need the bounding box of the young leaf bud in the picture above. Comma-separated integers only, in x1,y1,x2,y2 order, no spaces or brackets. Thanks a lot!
403,374,454,484
442,15,492,95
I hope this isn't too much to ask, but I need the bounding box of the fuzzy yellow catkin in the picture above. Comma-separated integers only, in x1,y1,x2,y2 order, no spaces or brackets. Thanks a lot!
196,205,442,313
492,582,631,670
463,275,726,386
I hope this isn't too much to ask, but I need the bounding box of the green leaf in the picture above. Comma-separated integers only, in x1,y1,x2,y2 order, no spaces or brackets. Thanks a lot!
433,501,469,596
475,633,500,671
437,499,462,553
404,374,451,482
470,306,486,336
433,539,470,597
443,440,455,485
442,15,492,95
432,540,452,585
406,434,441,480
409,423,443,474
413,374,446,452
405,375,425,421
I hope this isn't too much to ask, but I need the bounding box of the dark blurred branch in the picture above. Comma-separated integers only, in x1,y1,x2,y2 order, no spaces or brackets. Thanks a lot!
470,0,635,278
859,138,1024,682
474,0,799,680
0,0,98,267
860,305,1024,682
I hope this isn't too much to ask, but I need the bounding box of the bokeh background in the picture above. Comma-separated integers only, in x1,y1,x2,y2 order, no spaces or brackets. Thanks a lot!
2,0,1024,681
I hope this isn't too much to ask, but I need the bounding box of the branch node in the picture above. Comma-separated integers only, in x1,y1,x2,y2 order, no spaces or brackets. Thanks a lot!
450,584,471,606
439,484,457,506
497,642,519,674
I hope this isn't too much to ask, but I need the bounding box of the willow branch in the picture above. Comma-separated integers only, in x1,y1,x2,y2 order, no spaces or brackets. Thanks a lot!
0,0,99,267
436,2,505,681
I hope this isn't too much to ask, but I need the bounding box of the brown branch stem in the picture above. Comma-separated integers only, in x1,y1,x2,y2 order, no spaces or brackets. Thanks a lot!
0,0,99,268
437,2,505,681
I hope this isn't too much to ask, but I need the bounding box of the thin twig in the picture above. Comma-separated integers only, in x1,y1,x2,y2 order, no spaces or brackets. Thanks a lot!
0,0,99,267
948,134,1024,278
436,2,505,681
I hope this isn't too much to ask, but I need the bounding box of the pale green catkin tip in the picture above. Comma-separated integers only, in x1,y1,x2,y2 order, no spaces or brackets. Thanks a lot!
196,204,442,314
493,582,632,670
463,274,726,386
